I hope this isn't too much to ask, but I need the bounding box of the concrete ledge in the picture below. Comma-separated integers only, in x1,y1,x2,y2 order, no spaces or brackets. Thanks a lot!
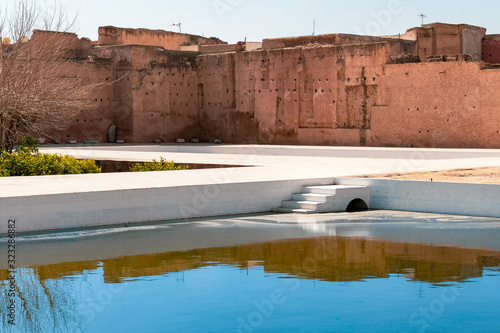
3,145,500,235
336,177,500,218
0,177,333,234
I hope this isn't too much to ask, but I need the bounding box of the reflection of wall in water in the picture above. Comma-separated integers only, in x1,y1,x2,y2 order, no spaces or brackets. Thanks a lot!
2,236,499,284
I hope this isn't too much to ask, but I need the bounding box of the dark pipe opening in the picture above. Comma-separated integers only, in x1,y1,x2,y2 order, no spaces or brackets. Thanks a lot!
346,198,368,212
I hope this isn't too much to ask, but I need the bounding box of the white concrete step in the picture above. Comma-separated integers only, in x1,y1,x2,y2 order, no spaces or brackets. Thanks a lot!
277,184,370,214
302,185,368,195
291,193,333,203
275,207,315,214
281,200,324,211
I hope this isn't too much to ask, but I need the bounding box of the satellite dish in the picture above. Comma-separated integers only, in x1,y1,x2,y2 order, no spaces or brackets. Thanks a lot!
2,37,11,45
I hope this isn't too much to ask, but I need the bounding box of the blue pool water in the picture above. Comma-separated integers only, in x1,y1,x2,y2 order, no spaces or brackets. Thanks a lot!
1,211,500,332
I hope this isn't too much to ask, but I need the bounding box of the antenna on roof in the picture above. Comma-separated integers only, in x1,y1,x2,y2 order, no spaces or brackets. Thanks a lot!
418,13,427,26
172,22,182,33
312,19,316,35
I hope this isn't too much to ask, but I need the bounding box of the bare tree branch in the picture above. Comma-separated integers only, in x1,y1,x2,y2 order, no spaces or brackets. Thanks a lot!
0,0,104,151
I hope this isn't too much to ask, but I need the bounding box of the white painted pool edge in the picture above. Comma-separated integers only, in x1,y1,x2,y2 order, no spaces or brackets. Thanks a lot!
335,177,500,218
0,177,334,234
2,175,500,235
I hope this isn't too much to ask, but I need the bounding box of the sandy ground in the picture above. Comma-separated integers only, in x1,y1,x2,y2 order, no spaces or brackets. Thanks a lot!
361,166,500,184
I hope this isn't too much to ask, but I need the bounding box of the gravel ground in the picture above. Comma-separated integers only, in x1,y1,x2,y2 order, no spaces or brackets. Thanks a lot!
361,166,500,184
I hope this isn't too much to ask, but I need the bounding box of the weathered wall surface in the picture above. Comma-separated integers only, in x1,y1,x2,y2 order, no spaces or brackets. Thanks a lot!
370,61,500,148
198,42,389,145
98,26,225,50
31,30,92,60
198,44,500,148
462,25,486,61
483,36,500,64
61,60,114,143
21,23,500,148
410,23,485,62
130,47,201,143
100,45,202,143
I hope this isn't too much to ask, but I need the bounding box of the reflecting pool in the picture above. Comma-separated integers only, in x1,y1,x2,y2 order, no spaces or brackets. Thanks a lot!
1,211,500,332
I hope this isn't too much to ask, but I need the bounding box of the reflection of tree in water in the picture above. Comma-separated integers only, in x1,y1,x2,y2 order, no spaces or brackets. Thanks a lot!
1,236,500,331
1,265,109,333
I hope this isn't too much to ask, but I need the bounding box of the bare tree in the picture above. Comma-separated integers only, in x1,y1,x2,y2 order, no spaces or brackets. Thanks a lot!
0,0,96,151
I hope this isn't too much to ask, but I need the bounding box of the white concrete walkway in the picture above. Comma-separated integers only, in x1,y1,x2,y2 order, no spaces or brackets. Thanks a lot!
2,144,500,233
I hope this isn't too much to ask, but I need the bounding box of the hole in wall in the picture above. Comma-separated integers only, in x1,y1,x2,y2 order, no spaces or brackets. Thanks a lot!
346,199,368,212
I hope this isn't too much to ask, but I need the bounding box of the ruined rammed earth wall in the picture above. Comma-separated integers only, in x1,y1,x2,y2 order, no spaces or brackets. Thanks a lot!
51,24,500,148
196,43,500,148
92,45,202,143
371,61,500,147
98,26,225,50
62,60,114,143
483,35,500,64
198,42,390,145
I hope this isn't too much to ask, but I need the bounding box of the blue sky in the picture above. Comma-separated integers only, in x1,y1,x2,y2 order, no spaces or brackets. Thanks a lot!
4,0,500,43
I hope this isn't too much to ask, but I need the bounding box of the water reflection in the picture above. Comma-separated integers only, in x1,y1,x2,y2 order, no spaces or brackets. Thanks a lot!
1,234,500,332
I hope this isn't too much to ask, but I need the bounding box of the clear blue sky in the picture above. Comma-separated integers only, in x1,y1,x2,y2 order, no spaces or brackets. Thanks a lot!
5,0,500,43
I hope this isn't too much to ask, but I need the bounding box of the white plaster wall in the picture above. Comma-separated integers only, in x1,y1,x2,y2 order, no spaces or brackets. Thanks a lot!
0,177,333,234
336,177,500,218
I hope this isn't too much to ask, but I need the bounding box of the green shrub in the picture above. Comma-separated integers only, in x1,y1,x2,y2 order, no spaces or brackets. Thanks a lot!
130,157,188,172
0,152,101,177
15,135,39,154
1,135,39,155
0,135,101,176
